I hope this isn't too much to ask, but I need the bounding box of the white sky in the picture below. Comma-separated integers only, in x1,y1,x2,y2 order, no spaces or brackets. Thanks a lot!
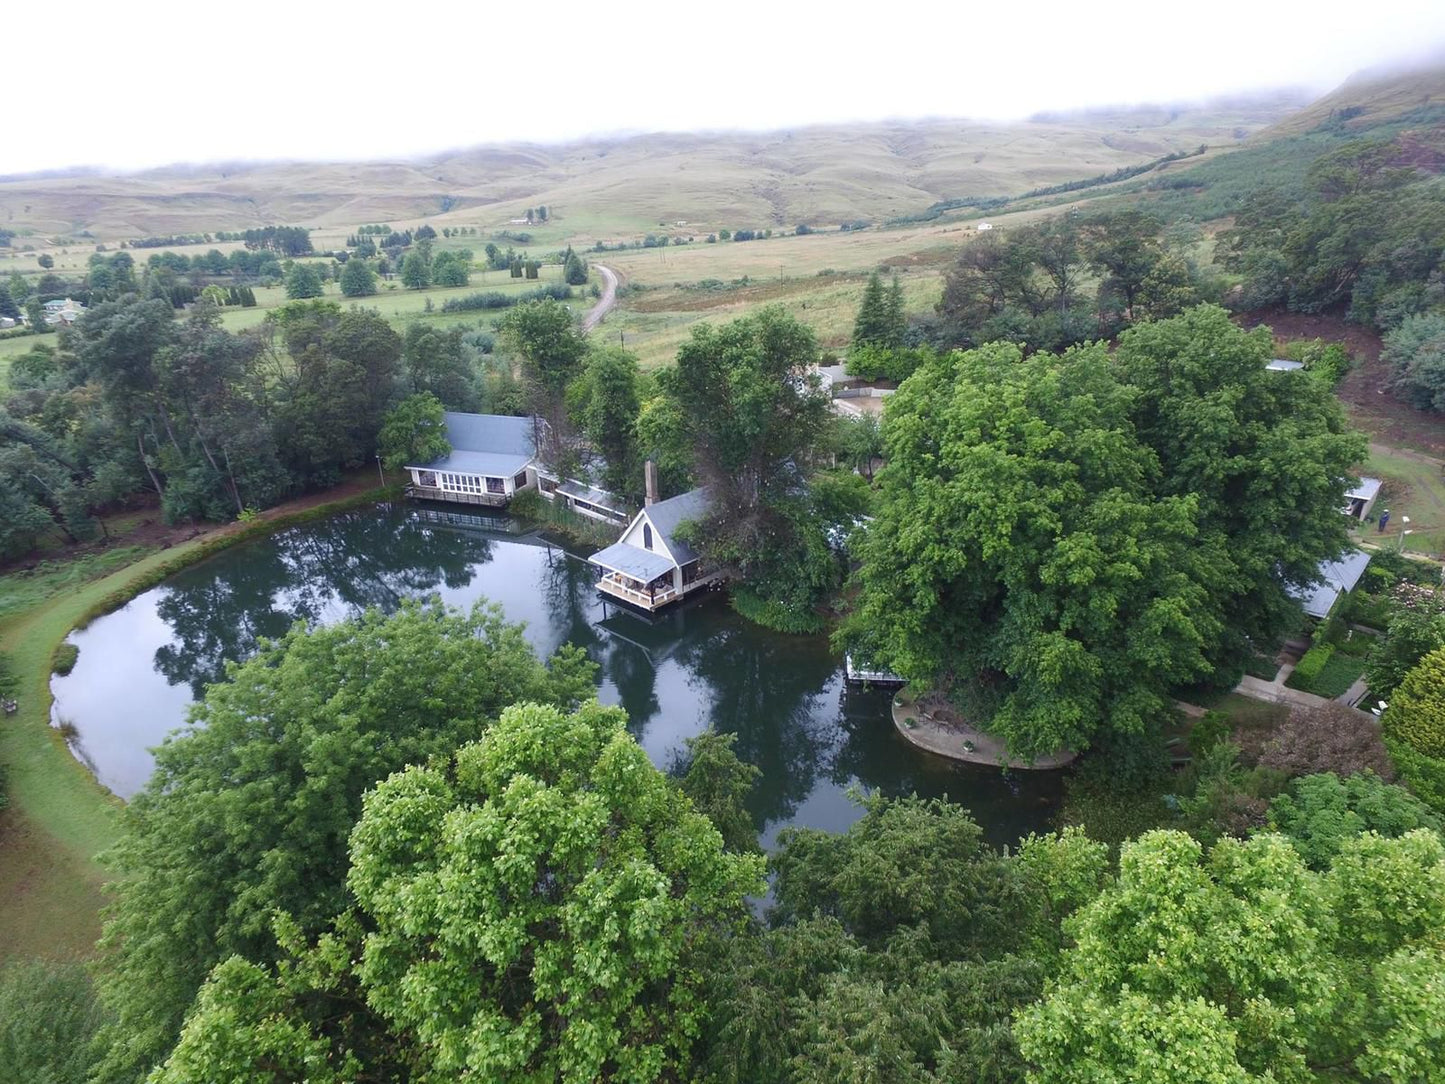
4,0,1445,175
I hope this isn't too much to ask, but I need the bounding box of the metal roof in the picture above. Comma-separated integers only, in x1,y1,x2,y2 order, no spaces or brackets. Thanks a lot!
1344,476,1383,502
558,480,627,512
644,488,710,564
1266,359,1305,371
1288,549,1373,619
588,541,678,583
406,413,537,476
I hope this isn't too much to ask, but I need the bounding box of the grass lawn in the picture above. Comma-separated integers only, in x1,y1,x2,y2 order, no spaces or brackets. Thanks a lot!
0,331,59,390
1355,446,1445,557
0,476,395,962
1285,653,1367,699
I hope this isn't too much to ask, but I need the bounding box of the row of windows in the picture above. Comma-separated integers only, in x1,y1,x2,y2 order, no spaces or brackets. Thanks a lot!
421,472,507,495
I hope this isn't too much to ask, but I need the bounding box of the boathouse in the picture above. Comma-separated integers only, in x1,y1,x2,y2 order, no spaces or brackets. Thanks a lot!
588,465,722,611
404,412,539,506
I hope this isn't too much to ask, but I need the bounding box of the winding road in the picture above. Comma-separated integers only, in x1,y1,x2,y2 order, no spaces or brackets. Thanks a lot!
582,264,619,332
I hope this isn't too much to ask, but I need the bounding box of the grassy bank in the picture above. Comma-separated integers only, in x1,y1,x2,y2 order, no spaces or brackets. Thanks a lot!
0,478,400,961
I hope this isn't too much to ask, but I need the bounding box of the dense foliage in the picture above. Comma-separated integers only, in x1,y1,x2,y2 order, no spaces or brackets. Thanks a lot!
652,307,846,630
844,306,1363,757
1016,828,1445,1083
93,601,595,1083
152,699,762,1083
1383,645,1445,812
1216,138,1445,331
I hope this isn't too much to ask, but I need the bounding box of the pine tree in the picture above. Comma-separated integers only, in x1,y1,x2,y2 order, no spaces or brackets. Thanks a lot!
852,272,889,349
885,274,906,347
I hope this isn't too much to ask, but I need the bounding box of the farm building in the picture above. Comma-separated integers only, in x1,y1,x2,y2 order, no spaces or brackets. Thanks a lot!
404,412,541,507
588,467,722,611
1289,549,1373,620
1342,476,1383,521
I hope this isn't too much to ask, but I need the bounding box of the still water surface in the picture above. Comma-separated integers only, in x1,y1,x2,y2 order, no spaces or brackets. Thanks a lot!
52,503,1062,847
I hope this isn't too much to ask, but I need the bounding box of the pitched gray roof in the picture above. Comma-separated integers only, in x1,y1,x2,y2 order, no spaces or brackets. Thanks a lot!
1289,549,1372,619
645,488,710,564
406,413,537,476
589,541,679,582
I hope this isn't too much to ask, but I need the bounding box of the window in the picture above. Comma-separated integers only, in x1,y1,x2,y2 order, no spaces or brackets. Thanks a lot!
514,471,529,490
487,477,505,495
643,523,653,550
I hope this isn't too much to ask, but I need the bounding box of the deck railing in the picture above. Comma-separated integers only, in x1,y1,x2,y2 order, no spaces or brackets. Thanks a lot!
597,574,678,609
405,485,509,507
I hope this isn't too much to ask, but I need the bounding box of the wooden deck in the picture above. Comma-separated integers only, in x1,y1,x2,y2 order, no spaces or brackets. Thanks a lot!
405,485,509,507
597,574,679,611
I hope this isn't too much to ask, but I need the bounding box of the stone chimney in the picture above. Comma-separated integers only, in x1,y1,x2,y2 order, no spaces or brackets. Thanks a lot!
644,459,659,507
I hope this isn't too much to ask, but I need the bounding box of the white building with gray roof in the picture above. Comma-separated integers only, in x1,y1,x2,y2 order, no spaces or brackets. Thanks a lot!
588,466,723,611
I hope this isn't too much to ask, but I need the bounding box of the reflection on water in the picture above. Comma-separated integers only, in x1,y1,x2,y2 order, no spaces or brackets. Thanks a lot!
52,502,1062,846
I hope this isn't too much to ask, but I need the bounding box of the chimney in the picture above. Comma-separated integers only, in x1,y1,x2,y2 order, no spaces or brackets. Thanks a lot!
644,459,659,507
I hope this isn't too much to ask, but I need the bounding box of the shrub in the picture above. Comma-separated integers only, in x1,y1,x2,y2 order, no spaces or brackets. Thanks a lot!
1188,711,1233,757
1241,702,1396,781
52,642,79,676
1292,644,1334,683
1268,771,1442,868
1383,646,1445,759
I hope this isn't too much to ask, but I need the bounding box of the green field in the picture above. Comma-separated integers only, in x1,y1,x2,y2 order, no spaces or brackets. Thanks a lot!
1354,446,1445,558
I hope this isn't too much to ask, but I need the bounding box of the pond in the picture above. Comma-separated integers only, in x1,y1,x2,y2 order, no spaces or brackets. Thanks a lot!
51,502,1064,848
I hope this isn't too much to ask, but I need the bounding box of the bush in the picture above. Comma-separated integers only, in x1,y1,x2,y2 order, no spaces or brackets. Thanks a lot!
1387,647,1445,752
1268,770,1441,868
1291,643,1334,684
1240,702,1396,781
1244,654,1281,680
0,958,111,1083
1188,711,1233,757
1385,739,1445,813
52,641,79,676
1287,651,1366,697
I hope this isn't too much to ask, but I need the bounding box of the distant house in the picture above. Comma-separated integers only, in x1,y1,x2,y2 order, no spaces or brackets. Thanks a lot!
976,222,993,231
588,468,722,611
1343,477,1383,521
1266,358,1305,372
0,316,14,329
404,412,540,507
1289,549,1372,619
42,297,85,326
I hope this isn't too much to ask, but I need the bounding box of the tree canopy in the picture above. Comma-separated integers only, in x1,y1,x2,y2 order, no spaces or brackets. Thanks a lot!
1015,828,1445,1083
844,306,1364,757
654,307,841,630
154,700,764,1083
93,601,595,1083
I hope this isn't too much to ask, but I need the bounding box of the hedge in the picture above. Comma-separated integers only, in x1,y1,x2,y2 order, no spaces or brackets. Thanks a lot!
1383,646,1445,759
1292,644,1334,684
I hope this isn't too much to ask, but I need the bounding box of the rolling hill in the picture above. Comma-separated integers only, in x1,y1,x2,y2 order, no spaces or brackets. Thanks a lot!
0,95,1308,243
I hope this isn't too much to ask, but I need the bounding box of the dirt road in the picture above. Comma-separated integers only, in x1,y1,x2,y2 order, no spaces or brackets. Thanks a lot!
582,265,618,332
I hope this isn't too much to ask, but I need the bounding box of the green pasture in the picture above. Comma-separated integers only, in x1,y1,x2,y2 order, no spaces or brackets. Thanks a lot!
1354,446,1445,558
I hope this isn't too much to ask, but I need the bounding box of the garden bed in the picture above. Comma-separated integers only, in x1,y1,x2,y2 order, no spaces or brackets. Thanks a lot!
1285,653,1366,698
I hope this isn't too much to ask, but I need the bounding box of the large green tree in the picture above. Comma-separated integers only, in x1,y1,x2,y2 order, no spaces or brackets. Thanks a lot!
377,391,450,469
1115,305,1366,679
1383,645,1445,812
283,262,324,300
154,700,764,1083
572,344,641,498
498,298,589,469
657,307,838,629
337,257,378,298
843,338,1222,757
93,601,595,1084
1015,828,1445,1083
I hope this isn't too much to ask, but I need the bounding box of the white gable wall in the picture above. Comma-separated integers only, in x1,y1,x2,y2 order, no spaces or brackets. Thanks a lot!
618,509,682,567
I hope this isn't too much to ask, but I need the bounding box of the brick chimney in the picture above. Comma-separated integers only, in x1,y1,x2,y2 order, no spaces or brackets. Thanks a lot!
644,459,659,507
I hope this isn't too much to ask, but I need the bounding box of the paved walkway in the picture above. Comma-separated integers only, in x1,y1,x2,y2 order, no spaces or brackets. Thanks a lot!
891,696,1076,770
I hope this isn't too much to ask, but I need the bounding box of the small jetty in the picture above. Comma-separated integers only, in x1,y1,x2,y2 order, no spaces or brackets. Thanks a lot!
844,654,906,687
